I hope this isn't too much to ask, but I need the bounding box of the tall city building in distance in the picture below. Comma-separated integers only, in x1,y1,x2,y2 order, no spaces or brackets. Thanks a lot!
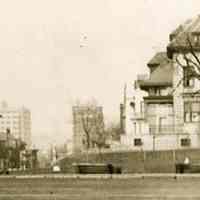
0,101,31,148
72,105,104,153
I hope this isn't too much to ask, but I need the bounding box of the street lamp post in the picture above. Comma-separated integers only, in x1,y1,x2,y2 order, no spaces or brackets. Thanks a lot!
5,128,11,172
153,135,156,151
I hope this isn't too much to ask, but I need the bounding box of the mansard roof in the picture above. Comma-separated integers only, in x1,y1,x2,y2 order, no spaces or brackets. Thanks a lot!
147,52,168,67
139,61,173,89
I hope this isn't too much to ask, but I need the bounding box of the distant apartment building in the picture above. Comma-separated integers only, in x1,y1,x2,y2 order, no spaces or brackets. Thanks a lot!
0,102,31,148
121,15,200,150
72,105,104,153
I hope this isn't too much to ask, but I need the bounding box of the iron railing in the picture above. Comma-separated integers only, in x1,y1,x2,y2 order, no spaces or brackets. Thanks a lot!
149,124,184,135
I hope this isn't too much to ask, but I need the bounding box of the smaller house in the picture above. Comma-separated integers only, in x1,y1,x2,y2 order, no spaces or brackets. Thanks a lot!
121,52,185,151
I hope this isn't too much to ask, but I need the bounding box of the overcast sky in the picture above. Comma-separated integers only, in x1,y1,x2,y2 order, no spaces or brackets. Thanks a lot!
0,0,200,149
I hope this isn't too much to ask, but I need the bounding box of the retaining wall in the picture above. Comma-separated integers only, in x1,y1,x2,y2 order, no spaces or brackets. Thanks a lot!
59,149,200,173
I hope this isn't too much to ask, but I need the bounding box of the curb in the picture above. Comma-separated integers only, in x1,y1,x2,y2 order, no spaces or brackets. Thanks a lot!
1,173,200,179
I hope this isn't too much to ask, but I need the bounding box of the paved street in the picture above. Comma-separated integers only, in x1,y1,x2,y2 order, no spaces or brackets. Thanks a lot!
1,176,200,199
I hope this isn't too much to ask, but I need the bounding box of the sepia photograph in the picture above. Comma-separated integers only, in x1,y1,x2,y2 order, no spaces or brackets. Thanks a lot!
1,0,200,199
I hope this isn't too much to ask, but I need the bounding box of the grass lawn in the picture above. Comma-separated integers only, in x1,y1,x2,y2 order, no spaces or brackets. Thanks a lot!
0,177,200,199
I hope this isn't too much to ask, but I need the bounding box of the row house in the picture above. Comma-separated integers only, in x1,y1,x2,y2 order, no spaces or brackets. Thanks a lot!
121,15,200,151
120,82,148,150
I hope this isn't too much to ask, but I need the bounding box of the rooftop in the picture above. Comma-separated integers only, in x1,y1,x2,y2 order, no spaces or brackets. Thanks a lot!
147,52,168,67
168,15,200,54
139,61,173,89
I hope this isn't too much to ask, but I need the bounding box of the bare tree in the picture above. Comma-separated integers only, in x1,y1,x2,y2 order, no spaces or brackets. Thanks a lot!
105,122,121,142
170,33,200,95
75,100,106,161
90,111,106,161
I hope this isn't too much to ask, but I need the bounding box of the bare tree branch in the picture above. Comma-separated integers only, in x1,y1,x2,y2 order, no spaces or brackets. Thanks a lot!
170,77,184,95
183,54,199,69
76,100,106,154
173,33,200,96
186,35,200,68
176,56,185,69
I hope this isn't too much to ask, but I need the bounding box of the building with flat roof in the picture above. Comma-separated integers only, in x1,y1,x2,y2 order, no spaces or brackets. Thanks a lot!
72,105,104,153
0,102,31,148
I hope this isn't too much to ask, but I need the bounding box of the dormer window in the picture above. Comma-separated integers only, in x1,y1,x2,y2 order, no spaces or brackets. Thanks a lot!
192,32,200,45
183,67,194,87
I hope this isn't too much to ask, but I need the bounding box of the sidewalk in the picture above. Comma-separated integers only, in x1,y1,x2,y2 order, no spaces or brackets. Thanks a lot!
1,173,200,179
